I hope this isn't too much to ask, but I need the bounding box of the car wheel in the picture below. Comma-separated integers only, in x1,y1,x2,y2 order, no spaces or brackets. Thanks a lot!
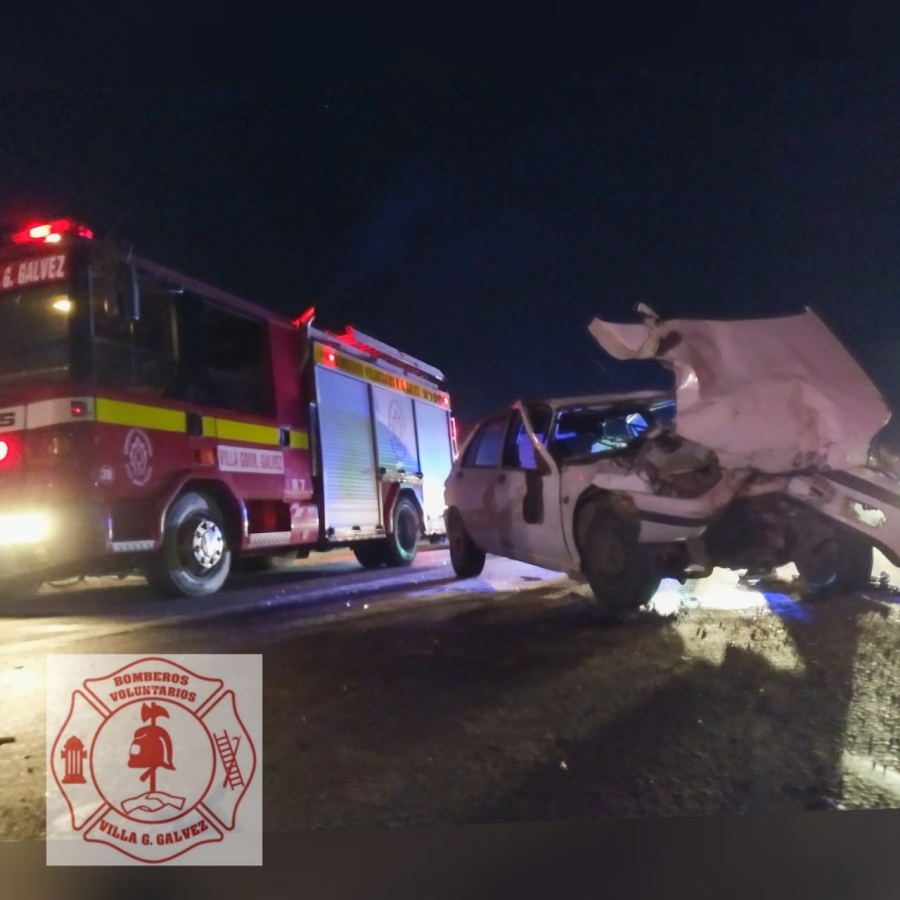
795,531,873,595
581,512,661,612
145,491,232,599
382,495,421,567
447,508,486,579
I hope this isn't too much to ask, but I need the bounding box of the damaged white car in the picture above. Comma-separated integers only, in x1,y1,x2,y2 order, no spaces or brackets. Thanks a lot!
444,305,900,611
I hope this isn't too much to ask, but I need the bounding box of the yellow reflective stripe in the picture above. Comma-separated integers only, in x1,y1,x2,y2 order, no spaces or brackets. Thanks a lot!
94,398,309,448
95,398,186,433
211,418,309,449
209,418,280,445
289,430,309,449
314,342,449,407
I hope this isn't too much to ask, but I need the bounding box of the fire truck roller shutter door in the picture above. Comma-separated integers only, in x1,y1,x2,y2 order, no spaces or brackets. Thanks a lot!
314,365,381,536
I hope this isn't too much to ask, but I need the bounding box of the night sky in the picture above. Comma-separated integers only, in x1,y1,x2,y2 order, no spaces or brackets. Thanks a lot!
3,70,900,434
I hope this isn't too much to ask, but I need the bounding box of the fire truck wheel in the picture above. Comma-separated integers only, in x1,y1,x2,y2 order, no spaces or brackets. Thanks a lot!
145,491,232,598
352,541,387,569
447,508,486,578
383,495,421,567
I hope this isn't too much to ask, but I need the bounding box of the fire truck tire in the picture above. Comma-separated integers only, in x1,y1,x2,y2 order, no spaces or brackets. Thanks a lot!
145,491,232,598
582,513,661,612
352,541,387,569
447,508,486,579
383,495,421,567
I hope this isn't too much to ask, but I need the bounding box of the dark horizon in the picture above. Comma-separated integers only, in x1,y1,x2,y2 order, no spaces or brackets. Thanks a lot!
3,69,899,430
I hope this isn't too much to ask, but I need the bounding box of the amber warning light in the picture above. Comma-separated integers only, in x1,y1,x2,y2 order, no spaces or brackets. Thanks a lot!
11,219,94,245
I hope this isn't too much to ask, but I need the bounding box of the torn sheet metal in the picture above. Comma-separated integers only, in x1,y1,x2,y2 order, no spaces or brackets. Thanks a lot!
589,306,890,473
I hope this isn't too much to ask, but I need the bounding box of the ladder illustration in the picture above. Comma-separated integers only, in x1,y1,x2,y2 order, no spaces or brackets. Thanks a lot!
214,731,245,790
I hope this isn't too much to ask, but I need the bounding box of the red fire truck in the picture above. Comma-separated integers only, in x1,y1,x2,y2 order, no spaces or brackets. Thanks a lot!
0,218,458,600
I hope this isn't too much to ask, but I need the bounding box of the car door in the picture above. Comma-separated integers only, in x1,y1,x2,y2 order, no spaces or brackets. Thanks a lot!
492,403,574,570
447,413,510,554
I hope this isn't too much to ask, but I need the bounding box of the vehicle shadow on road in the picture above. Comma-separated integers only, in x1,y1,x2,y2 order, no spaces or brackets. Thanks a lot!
260,586,691,830
0,559,456,622
461,589,889,824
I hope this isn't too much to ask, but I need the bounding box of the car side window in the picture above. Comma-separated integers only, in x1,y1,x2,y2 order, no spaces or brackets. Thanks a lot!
502,406,551,469
462,415,508,468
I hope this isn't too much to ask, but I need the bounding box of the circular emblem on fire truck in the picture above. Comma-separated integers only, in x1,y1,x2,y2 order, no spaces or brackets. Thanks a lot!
124,428,153,487
388,400,406,460
49,657,258,864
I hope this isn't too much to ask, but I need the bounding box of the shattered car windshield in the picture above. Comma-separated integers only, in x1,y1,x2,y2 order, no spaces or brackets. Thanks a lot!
552,401,674,461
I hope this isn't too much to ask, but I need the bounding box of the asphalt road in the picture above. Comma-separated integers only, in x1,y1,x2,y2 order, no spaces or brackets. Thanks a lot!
3,547,900,844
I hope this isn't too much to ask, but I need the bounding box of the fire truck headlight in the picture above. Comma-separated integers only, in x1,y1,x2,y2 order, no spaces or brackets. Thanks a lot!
0,512,52,546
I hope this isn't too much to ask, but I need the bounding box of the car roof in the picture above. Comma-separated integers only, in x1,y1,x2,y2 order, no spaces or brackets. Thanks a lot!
529,389,674,410
471,389,674,427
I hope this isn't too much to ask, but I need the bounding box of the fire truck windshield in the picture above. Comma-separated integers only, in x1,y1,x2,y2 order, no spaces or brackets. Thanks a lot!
0,284,73,386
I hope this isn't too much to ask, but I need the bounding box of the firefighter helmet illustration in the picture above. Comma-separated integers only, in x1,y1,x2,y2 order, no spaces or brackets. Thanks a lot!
129,703,176,781
122,702,186,816
49,656,258,864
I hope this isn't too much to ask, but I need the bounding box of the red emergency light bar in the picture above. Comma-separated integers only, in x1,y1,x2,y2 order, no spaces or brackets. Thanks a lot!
331,326,381,359
292,305,316,328
11,219,94,245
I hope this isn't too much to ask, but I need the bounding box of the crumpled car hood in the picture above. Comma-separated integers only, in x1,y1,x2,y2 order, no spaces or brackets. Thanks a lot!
588,305,890,473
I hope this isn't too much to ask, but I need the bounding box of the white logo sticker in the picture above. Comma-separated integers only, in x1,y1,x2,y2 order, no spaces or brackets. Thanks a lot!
124,428,153,486
47,654,262,866
0,407,22,431
217,446,284,475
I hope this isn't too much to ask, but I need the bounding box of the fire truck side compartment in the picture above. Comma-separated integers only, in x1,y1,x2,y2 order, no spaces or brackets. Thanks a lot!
314,365,383,538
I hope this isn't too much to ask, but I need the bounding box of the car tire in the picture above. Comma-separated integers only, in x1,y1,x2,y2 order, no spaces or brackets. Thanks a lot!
795,530,873,595
581,511,661,612
447,508,486,579
144,491,232,599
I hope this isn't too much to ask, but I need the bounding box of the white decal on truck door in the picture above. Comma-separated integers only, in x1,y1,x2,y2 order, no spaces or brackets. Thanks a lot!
124,428,154,486
217,446,284,475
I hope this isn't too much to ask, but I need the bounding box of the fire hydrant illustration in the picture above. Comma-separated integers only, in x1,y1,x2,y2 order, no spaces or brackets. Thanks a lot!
61,735,87,784
122,702,186,814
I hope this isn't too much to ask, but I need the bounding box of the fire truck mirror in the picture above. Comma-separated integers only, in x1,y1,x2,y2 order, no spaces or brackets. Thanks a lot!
116,263,141,321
